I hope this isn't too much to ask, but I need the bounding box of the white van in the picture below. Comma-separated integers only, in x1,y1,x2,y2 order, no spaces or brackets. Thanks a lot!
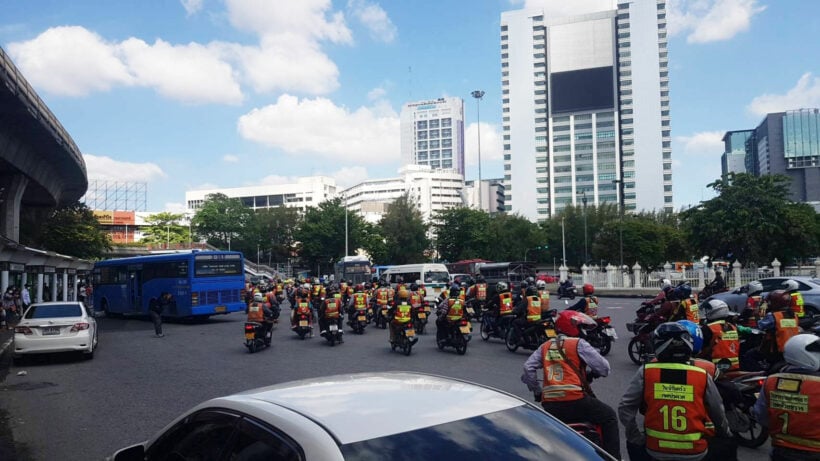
382,264,450,303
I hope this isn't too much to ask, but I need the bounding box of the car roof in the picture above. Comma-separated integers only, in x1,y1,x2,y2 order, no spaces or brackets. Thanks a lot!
220,372,526,445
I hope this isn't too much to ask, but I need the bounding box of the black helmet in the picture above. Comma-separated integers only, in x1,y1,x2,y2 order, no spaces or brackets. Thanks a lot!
525,286,538,297
410,283,419,291
652,322,694,363
519,281,529,291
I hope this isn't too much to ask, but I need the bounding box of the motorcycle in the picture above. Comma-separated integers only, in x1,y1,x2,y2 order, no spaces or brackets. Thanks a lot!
717,367,769,448
625,305,665,364
390,322,418,356
557,284,578,300
505,318,557,353
532,375,604,449
292,307,313,340
244,321,271,353
374,303,390,329
583,316,617,356
464,299,485,322
321,321,343,346
412,302,429,334
436,318,472,355
349,307,368,334
480,311,512,342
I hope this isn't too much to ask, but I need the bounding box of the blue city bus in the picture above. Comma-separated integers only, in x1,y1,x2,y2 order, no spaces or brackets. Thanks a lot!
334,255,373,285
92,251,246,318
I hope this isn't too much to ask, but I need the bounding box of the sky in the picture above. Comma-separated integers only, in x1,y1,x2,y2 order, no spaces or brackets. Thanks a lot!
1,0,819,213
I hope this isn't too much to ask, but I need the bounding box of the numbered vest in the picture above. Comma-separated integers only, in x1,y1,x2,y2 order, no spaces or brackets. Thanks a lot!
296,299,311,315
746,295,762,327
376,288,390,306
541,337,585,402
247,302,264,322
708,320,740,370
643,362,714,456
790,292,805,318
773,311,800,352
526,296,542,323
447,299,465,322
353,293,367,309
394,303,412,323
499,292,513,315
764,372,820,453
682,298,699,323
475,283,487,301
324,298,341,319
409,292,422,309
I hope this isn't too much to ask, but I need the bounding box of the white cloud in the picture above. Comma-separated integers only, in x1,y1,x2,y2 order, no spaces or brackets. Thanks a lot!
329,166,369,189
674,131,725,155
667,0,765,44
747,73,820,117
83,154,167,182
464,122,503,166
223,154,240,163
226,0,352,44
237,94,400,164
190,182,220,191
348,0,397,43
367,87,387,101
180,0,203,16
259,174,299,185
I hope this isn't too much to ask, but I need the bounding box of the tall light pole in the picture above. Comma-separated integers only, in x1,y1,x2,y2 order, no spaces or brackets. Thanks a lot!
471,90,485,211
166,224,170,248
612,179,624,268
344,191,349,257
578,189,588,264
561,217,567,267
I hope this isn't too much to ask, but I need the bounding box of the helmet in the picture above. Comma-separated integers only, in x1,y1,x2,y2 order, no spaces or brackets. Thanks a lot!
745,281,763,296
347,279,353,285
766,289,792,311
253,293,265,302
410,283,419,291
676,320,703,354
660,279,672,290
783,334,820,371
397,286,409,299
555,310,596,337
702,299,736,322
653,322,694,363
355,284,364,292
302,283,311,290
526,276,535,285
673,283,692,300
496,281,508,293
536,279,547,290
519,281,529,291
364,282,372,290
460,282,467,288
525,286,538,297
582,283,594,295
449,284,461,298
782,279,799,292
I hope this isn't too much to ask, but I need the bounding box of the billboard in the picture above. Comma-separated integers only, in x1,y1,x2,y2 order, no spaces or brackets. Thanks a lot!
93,210,136,225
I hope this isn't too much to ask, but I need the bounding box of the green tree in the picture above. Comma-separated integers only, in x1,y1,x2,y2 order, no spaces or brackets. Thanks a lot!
140,212,189,245
379,194,430,264
541,203,620,268
593,214,687,270
484,213,546,261
253,207,301,265
295,198,369,275
432,207,491,261
191,193,254,250
38,202,111,259
681,173,819,264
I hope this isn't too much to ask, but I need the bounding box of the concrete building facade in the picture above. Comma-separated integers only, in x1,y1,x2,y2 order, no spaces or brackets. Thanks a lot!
463,178,506,214
400,97,466,176
185,176,337,213
721,130,753,176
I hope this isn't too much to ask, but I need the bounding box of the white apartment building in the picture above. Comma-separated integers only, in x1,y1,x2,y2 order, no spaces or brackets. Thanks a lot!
342,165,464,224
463,178,505,214
501,0,671,222
400,97,466,176
185,176,337,212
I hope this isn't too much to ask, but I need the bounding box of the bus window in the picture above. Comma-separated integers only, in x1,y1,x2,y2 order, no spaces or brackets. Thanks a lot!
425,271,449,284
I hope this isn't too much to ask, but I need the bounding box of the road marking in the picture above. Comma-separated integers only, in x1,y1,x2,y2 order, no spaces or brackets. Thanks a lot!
605,306,624,309
0,337,12,357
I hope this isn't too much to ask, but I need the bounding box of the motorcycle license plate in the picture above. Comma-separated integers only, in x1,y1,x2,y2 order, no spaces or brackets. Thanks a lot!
605,328,616,338
459,325,471,334
299,320,308,327
545,328,557,338
330,324,338,332
418,312,426,319
358,315,366,321
406,329,416,337
245,332,255,340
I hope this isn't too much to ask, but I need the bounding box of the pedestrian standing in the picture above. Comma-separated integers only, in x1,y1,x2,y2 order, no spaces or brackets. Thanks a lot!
21,284,31,310
149,293,166,337
1,288,13,329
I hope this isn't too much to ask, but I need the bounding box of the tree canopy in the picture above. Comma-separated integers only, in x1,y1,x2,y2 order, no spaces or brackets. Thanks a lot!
140,212,189,245
378,194,430,264
39,202,111,259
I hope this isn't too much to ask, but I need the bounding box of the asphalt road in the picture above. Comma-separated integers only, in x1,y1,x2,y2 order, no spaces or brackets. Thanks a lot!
0,296,768,460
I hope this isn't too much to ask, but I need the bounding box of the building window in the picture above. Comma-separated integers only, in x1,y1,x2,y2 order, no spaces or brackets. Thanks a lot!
416,121,427,129
417,141,427,150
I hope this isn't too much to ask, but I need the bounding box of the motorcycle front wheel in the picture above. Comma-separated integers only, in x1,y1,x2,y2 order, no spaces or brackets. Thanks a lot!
732,412,769,448
627,336,644,365
480,317,491,341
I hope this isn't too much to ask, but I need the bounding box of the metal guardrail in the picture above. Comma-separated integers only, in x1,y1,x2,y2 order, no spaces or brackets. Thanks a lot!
0,46,86,174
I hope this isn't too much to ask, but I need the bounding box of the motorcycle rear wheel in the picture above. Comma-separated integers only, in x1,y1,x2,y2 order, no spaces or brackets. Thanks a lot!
455,342,467,355
402,336,412,356
598,336,612,356
732,414,769,448
248,341,257,353
480,318,491,341
627,336,645,365
505,329,520,352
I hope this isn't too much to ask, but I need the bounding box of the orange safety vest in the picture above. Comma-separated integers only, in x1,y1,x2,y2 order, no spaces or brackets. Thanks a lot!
643,362,715,456
247,302,264,322
394,302,412,324
764,372,820,453
447,299,465,322
651,357,717,380
475,283,487,301
708,320,740,370
339,282,348,294
295,299,311,315
584,296,599,318
409,292,422,308
538,289,549,301
499,292,513,315
324,298,341,318
681,298,699,323
353,293,367,309
266,292,276,304
541,337,586,402
790,292,805,318
526,296,542,323
419,286,427,299
773,311,800,352
376,288,390,306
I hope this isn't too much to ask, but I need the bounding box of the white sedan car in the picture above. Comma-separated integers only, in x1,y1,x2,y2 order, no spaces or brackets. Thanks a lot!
13,301,98,364
110,372,613,460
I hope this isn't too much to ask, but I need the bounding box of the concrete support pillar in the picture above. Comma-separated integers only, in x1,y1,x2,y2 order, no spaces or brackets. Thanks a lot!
1,270,8,294
21,272,27,288
606,264,616,288
0,174,30,242
733,260,742,288
663,262,672,281
36,274,44,302
772,258,781,277
50,273,58,301
72,275,79,302
559,265,568,282
62,272,68,301
622,268,631,288
633,263,642,288
581,264,590,284
697,267,705,290
815,258,820,278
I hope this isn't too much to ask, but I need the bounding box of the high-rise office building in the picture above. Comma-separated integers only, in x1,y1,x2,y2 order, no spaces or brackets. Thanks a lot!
400,97,465,176
721,130,753,177
501,0,671,222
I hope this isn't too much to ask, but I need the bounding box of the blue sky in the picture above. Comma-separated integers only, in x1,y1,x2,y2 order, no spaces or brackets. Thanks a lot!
1,0,818,213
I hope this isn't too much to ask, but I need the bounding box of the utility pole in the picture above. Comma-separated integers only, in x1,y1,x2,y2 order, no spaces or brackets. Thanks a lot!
471,90,485,211
561,217,566,267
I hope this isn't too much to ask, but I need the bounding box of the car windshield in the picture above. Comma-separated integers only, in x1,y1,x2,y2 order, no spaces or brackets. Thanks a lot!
25,304,82,319
811,278,820,286
425,271,450,284
339,404,608,460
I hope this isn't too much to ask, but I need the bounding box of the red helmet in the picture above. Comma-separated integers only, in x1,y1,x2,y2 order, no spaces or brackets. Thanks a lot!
766,289,792,311
583,283,594,295
555,310,596,337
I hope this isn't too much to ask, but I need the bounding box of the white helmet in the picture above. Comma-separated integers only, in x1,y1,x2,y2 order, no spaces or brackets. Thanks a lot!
745,281,763,295
781,279,799,292
303,283,311,290
536,280,547,289
661,279,672,290
703,299,736,322
253,293,265,302
784,334,820,371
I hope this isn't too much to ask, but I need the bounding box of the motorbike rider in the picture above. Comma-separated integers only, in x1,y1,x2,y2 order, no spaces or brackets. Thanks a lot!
522,310,621,460
373,280,393,321
246,293,274,345
291,284,314,330
644,278,674,309
754,334,820,461
466,275,488,313
510,285,543,344
319,285,343,341
558,275,575,297
535,279,549,301
781,279,805,318
567,283,599,318
346,283,369,325
755,289,800,370
619,322,731,461
659,283,698,323
485,281,515,331
699,299,753,372
408,282,423,316
740,280,765,327
436,284,465,344
388,284,413,345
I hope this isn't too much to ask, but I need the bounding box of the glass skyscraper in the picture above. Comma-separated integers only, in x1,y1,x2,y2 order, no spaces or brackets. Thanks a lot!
501,0,671,222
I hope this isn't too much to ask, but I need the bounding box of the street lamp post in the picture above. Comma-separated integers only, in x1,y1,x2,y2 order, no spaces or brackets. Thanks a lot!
471,90,485,211
344,192,348,257
578,189,588,264
612,179,625,268
166,224,170,248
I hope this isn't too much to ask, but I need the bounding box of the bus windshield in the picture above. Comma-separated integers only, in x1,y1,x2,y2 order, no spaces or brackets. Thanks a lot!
425,271,449,284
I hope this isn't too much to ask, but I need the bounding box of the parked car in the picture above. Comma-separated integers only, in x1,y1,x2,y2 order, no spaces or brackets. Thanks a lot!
109,372,612,461
537,273,558,283
12,302,98,365
449,273,471,284
704,276,820,317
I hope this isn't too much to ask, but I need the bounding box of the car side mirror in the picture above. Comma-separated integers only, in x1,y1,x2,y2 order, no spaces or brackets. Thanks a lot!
111,444,145,461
